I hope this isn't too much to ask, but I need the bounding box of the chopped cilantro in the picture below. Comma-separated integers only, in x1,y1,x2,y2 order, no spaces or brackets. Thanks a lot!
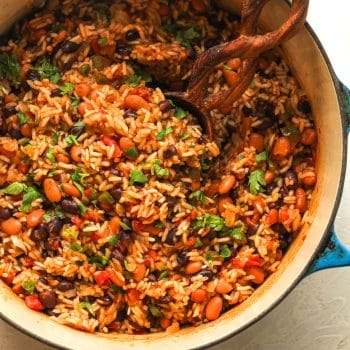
17,111,30,126
180,133,190,141
71,167,89,193
77,200,88,214
194,237,203,248
193,214,225,232
231,226,245,241
62,229,78,241
70,96,80,109
22,280,36,294
220,245,231,258
199,155,210,170
156,127,173,141
98,191,114,205
59,82,75,95
89,255,109,269
159,270,168,279
123,66,152,87
21,187,41,212
162,22,180,33
174,106,186,120
52,131,61,145
32,57,61,84
70,242,84,252
130,169,148,185
124,147,139,158
78,301,94,316
205,252,213,262
46,147,56,164
120,221,131,231
149,305,161,317
65,134,79,146
97,37,108,46
256,151,267,163
176,26,200,48
0,53,20,83
150,160,169,177
43,212,52,220
190,190,207,204
1,182,27,195
110,284,125,293
108,235,118,246
154,221,164,228
249,169,266,195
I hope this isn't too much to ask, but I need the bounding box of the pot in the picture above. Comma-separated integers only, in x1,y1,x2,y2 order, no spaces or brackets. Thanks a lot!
0,1,349,349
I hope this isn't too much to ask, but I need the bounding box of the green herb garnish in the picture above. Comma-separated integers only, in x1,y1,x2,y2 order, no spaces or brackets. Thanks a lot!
220,245,231,258
159,270,168,279
124,147,139,158
156,127,173,141
193,214,225,232
176,26,200,49
65,134,79,146
21,187,41,212
149,305,161,317
174,106,186,120
46,147,56,164
249,169,266,195
130,169,148,185
190,190,207,204
97,37,108,46
17,111,30,126
256,151,267,163
59,82,75,95
70,242,84,252
1,182,27,195
194,237,203,248
32,57,60,84
231,226,245,241
22,280,36,294
120,221,131,231
150,160,169,177
0,53,20,83
78,301,95,316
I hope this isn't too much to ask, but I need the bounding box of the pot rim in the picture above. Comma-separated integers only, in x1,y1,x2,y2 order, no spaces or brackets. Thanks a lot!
0,2,348,350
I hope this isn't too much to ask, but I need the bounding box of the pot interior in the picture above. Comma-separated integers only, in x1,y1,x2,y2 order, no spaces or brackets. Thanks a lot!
0,0,345,349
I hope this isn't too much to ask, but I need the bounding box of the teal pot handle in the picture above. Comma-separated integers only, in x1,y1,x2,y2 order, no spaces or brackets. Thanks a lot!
307,81,350,275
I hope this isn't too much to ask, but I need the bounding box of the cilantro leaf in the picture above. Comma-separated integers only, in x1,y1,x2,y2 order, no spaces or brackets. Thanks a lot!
156,127,173,141
123,66,152,87
159,270,168,279
0,53,20,83
231,226,245,241
65,134,79,146
97,37,108,46
17,112,30,126
150,160,169,177
249,169,266,195
124,147,139,158
120,221,131,231
52,131,61,145
220,245,231,258
70,242,84,252
110,284,125,293
190,190,207,204
256,151,267,163
46,147,56,164
59,82,75,95
32,57,61,83
174,106,186,120
22,280,36,294
193,214,225,232
70,96,80,109
149,305,161,317
130,169,148,185
194,237,203,248
78,301,95,316
71,167,89,193
108,235,118,246
176,26,200,48
1,182,27,195
21,187,41,212
199,155,209,170
88,255,109,269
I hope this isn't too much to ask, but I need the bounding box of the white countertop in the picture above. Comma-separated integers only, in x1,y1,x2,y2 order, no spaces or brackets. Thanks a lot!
1,1,350,349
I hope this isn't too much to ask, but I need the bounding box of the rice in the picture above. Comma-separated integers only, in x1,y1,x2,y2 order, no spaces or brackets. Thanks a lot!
0,0,317,335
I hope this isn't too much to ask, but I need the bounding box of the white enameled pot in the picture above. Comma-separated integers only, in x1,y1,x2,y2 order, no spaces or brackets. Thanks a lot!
0,1,349,349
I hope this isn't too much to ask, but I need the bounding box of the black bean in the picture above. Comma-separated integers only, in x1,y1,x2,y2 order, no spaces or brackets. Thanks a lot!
111,248,124,264
30,223,49,242
9,128,22,140
26,70,41,82
56,280,75,292
39,290,57,309
198,269,214,280
159,100,171,113
166,196,177,209
2,107,17,118
46,237,61,251
266,182,277,195
62,60,74,73
119,230,132,244
268,201,280,210
50,88,62,97
46,217,64,236
110,169,121,177
230,247,238,258
148,274,157,282
125,29,140,41
61,199,80,215
124,111,138,119
297,98,311,114
117,303,128,322
279,185,289,196
0,207,12,219
253,118,274,131
176,251,189,267
247,224,259,236
69,124,86,136
121,217,132,229
163,145,177,159
242,105,252,116
198,136,207,145
61,41,80,53
284,170,298,190
97,295,113,306
38,277,49,285
255,98,275,119
188,49,197,60
115,42,131,55
110,187,123,201
165,227,177,246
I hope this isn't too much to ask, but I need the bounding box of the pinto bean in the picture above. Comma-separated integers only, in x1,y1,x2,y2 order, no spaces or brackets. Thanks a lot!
75,83,91,98
264,170,275,185
43,179,62,203
245,266,265,284
124,95,148,110
61,183,81,198
191,288,207,303
190,0,207,13
295,187,307,212
1,218,22,235
218,175,236,194
70,145,83,163
185,261,202,275
205,296,223,321
223,69,237,87
27,209,45,228
215,279,233,294
300,128,317,145
272,137,292,158
303,174,317,186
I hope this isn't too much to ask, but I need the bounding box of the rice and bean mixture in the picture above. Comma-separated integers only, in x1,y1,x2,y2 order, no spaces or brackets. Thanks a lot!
0,0,317,334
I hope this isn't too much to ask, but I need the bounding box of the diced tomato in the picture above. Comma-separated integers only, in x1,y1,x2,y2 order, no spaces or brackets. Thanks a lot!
231,254,264,269
106,268,125,287
84,188,94,200
85,209,101,223
101,136,122,158
71,215,84,228
90,38,115,58
21,256,34,268
18,161,30,175
148,250,158,261
95,271,112,287
186,236,196,247
25,295,44,311
278,208,289,223
132,220,145,233
189,209,198,221
4,271,16,284
127,288,140,305
91,231,102,243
